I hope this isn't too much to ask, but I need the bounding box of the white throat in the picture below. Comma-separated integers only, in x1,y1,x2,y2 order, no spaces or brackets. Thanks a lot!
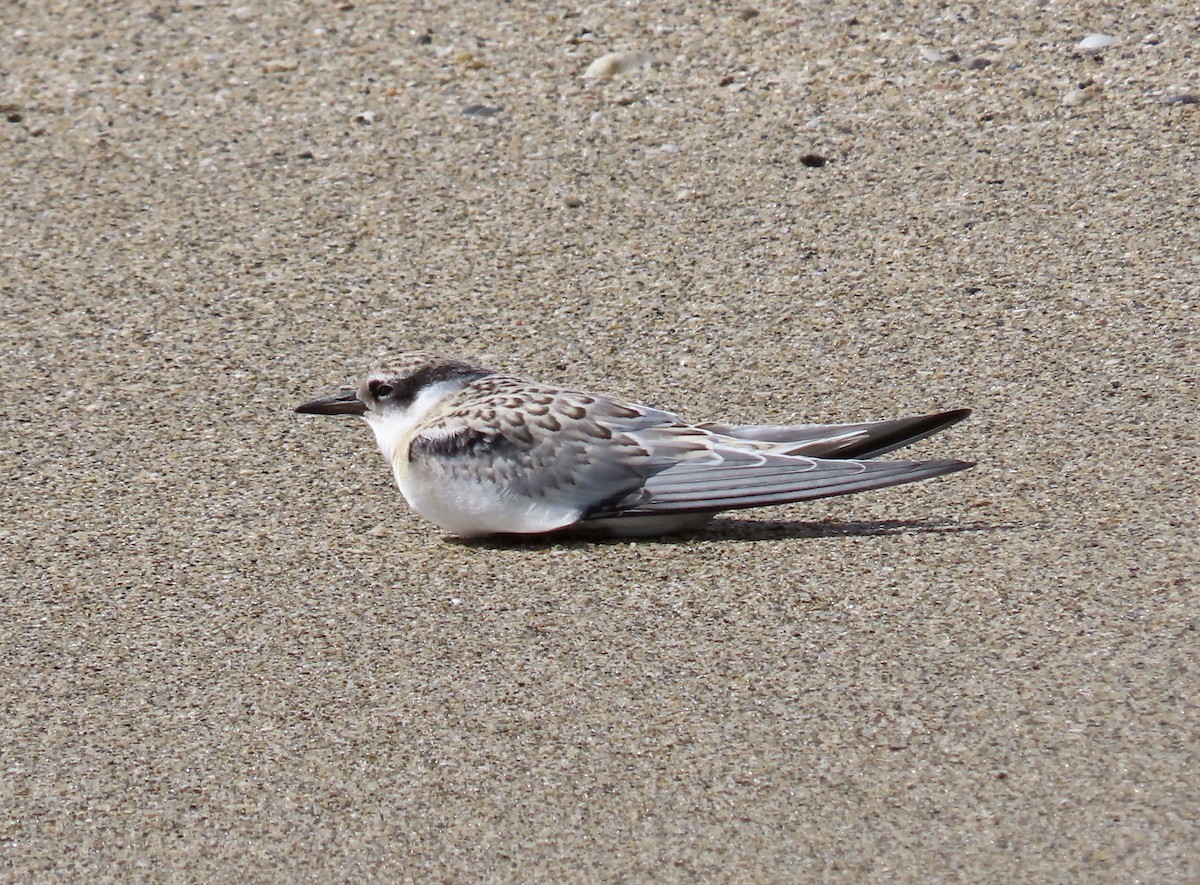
363,381,464,463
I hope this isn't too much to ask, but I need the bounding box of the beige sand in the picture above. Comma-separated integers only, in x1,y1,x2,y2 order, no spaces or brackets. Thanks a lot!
2,2,1196,880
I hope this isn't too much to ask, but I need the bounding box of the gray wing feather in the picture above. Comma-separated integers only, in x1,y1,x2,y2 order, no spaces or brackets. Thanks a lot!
624,456,972,513
696,408,971,460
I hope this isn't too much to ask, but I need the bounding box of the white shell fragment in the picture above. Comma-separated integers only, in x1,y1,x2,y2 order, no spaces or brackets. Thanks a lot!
262,57,299,73
1077,34,1116,56
585,51,653,80
1062,84,1098,107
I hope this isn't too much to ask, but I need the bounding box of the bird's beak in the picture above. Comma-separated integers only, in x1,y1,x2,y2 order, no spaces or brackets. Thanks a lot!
295,387,367,416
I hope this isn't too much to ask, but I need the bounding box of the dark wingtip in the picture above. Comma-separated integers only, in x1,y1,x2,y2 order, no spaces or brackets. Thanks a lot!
829,408,974,460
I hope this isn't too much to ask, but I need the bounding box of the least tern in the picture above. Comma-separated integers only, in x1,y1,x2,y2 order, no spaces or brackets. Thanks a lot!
296,352,973,538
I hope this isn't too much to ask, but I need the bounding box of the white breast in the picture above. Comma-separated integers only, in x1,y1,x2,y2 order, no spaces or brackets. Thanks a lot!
363,384,583,537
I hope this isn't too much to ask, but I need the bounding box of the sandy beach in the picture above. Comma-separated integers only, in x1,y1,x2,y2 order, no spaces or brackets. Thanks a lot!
2,1,1197,880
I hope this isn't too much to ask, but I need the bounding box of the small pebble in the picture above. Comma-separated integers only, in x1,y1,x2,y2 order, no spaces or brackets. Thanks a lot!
919,47,944,63
263,58,299,73
1162,93,1198,106
567,29,598,45
584,50,653,80
800,153,827,168
736,8,759,21
1077,34,1116,56
353,110,376,124
966,57,991,70
563,195,584,208
461,104,502,118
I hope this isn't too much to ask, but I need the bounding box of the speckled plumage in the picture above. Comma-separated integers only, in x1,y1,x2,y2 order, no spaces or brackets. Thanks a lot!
297,352,973,538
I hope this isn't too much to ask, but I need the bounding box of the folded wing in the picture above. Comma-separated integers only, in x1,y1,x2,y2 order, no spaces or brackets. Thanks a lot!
696,408,971,460
586,423,973,518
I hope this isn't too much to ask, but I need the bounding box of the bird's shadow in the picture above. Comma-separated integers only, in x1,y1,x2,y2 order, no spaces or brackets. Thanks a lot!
448,517,1015,549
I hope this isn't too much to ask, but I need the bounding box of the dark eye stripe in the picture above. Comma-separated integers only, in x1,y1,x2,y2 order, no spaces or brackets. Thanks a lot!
371,362,492,407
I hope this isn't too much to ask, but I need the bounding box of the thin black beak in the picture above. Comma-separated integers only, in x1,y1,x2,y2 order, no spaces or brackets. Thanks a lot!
295,387,367,416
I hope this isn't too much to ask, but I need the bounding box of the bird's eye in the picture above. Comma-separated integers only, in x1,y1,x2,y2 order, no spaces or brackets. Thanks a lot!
370,380,395,398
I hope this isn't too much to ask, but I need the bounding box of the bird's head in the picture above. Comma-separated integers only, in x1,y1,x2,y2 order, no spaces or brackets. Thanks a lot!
296,352,494,459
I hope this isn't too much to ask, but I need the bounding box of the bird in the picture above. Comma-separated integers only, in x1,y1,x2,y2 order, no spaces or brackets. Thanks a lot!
295,351,973,539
